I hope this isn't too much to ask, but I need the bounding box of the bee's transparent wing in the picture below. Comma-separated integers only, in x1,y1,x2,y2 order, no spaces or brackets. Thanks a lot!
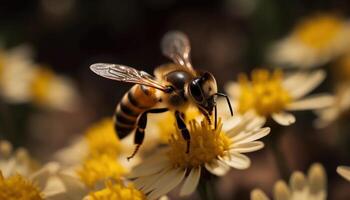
90,63,168,92
161,31,194,71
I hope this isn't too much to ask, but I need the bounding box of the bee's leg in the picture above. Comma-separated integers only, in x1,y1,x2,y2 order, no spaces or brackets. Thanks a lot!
175,110,191,154
127,108,169,160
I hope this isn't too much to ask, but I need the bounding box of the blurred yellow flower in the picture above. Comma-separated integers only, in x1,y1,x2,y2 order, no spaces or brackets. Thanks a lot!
54,118,139,167
0,140,39,178
54,118,139,190
1,140,87,199
31,66,79,111
85,180,146,200
0,172,43,200
129,112,269,199
251,163,327,200
337,166,350,182
268,14,350,68
226,69,334,126
77,155,126,188
85,118,122,158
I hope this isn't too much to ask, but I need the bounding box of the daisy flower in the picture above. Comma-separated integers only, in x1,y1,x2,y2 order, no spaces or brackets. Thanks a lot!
53,118,139,189
314,83,350,128
0,140,87,199
129,112,270,200
337,166,350,182
54,118,133,166
0,140,39,178
251,163,327,200
225,69,334,126
84,179,146,200
268,14,350,68
0,45,37,103
76,154,127,189
0,162,87,200
30,66,79,111
0,45,79,111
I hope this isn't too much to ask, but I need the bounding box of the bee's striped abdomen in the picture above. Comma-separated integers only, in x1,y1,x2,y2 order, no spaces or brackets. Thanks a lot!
114,85,158,139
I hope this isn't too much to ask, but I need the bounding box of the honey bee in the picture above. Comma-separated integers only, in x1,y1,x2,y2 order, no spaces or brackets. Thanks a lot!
90,31,233,159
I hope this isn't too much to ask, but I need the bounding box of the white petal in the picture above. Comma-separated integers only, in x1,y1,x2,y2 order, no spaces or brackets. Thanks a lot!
205,159,230,176
134,169,166,193
288,70,325,99
272,112,296,126
53,138,87,166
233,127,270,145
147,168,186,200
226,112,265,138
251,189,271,200
287,94,334,111
283,72,307,90
230,141,264,153
129,151,169,178
337,166,350,182
225,82,241,99
219,152,251,170
1,158,16,178
30,162,61,190
179,167,201,196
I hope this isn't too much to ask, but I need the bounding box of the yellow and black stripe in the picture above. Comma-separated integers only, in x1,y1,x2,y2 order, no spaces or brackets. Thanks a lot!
114,85,158,139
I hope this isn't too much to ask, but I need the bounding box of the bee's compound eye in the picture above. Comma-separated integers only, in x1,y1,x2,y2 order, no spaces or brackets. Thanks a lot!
189,82,203,102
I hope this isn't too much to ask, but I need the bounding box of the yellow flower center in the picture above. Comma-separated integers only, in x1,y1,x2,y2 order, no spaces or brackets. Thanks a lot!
88,180,146,200
237,69,291,116
155,106,203,143
77,155,126,188
31,67,54,105
85,118,121,157
294,15,343,50
167,119,231,168
0,172,43,200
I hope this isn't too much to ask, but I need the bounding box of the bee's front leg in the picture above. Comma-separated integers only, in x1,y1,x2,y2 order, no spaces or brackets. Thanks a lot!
175,110,190,154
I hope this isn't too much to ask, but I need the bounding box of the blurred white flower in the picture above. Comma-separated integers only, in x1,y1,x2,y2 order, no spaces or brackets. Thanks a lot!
0,45,37,103
314,83,350,128
0,140,86,199
268,14,350,68
54,118,140,189
225,69,334,126
30,67,79,111
337,166,350,182
129,113,269,200
0,45,79,111
0,140,38,178
251,163,327,200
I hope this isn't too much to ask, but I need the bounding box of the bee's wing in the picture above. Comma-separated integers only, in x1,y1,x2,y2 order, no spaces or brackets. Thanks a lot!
90,63,169,92
161,31,194,72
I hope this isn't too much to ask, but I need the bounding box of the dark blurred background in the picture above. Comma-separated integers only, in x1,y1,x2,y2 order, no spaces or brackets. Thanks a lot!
1,0,350,115
1,0,350,199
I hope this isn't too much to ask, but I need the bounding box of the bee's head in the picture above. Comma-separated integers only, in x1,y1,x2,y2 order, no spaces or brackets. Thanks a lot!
188,71,218,118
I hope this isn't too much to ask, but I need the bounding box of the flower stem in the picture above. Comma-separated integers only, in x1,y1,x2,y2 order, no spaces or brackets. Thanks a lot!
197,171,217,200
269,125,290,180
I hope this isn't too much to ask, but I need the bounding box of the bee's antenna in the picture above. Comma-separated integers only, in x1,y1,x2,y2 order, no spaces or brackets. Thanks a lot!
215,93,234,116
214,104,218,129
